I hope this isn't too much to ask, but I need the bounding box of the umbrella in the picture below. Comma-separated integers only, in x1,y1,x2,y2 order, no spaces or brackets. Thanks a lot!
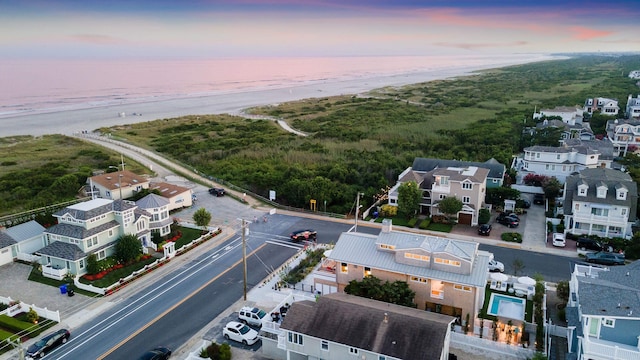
491,272,508,281
518,276,536,286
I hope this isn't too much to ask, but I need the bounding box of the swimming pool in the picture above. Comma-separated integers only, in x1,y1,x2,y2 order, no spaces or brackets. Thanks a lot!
487,293,526,320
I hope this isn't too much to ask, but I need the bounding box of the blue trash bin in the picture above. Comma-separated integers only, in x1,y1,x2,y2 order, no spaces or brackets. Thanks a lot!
59,284,67,294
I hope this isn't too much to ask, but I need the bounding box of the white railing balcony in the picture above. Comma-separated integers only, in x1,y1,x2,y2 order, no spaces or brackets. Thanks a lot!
42,264,68,281
582,336,640,360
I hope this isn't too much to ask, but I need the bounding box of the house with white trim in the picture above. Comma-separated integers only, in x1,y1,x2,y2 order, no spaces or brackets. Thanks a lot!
533,106,584,126
629,70,640,79
0,220,46,265
88,170,150,200
36,198,153,277
566,261,640,360
585,97,619,116
562,168,638,239
606,118,640,156
626,94,640,119
136,193,172,238
148,182,193,210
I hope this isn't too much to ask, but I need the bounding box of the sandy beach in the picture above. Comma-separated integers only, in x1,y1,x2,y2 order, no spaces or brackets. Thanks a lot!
0,54,560,138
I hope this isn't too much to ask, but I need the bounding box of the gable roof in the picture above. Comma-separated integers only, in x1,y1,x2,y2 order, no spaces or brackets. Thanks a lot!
330,231,488,287
88,170,148,191
411,157,505,181
148,182,190,199
280,293,454,360
563,168,638,220
0,232,17,249
36,241,85,261
54,199,136,221
576,261,640,319
4,220,45,242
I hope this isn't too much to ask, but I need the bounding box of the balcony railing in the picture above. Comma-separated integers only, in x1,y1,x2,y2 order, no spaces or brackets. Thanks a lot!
42,264,68,281
582,336,640,360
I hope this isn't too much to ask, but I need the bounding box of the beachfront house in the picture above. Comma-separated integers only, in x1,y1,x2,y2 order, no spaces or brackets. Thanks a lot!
585,97,619,116
627,94,640,119
87,170,150,200
566,261,640,360
0,220,46,266
629,70,640,80
388,158,499,226
606,118,640,156
561,168,638,239
136,193,173,238
327,221,490,323
533,106,584,126
35,198,152,279
148,182,194,211
277,293,455,360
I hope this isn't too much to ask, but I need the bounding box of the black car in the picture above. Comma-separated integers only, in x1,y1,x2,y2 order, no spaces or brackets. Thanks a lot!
26,329,71,359
496,213,519,228
137,347,172,360
208,187,225,197
585,252,625,266
576,237,603,251
516,198,531,209
533,193,544,205
478,224,492,236
290,229,317,242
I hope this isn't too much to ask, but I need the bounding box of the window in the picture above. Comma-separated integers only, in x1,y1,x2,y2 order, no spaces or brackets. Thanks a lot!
431,280,444,299
321,340,328,351
349,347,358,355
97,250,106,260
536,153,540,158
435,258,461,267
462,196,470,204
79,259,85,269
591,208,609,217
410,276,427,283
603,318,615,327
622,208,628,216
404,253,430,262
462,182,472,190
454,284,472,292
108,229,113,237
617,190,627,200
439,194,446,200
364,267,371,277
379,357,386,360
341,263,348,273
87,237,98,248
557,154,561,160
597,187,607,198
288,332,303,345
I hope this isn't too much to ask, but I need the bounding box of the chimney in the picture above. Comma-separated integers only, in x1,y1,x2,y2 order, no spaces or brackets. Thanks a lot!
382,219,392,233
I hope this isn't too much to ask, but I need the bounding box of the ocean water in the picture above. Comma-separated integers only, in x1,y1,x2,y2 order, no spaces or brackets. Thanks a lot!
0,54,548,118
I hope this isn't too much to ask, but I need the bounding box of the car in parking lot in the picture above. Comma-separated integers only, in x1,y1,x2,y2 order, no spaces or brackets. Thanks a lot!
290,229,317,242
488,259,504,272
552,233,566,247
478,224,492,236
137,347,172,360
496,213,519,228
223,321,260,346
533,193,544,205
208,187,225,196
238,306,267,327
26,329,71,359
576,237,603,251
585,252,625,266
517,198,531,209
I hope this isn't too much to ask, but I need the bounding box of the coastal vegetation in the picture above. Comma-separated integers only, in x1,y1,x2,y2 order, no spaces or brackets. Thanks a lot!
1,55,639,216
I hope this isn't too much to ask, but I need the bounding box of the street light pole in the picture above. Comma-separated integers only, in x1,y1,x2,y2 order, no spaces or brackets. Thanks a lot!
355,192,362,232
241,219,248,301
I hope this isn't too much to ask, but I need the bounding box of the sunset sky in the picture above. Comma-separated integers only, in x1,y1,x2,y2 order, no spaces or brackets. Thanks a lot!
1,0,639,59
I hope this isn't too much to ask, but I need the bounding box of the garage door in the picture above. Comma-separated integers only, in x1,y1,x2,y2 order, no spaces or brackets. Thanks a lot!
458,213,472,225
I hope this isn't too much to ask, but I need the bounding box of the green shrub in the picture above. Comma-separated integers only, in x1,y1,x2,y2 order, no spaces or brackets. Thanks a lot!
478,209,491,225
0,314,39,335
407,218,418,227
418,218,431,229
501,232,522,243
380,204,397,218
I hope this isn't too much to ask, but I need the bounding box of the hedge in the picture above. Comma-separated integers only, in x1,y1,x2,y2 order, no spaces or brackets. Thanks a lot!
0,314,39,334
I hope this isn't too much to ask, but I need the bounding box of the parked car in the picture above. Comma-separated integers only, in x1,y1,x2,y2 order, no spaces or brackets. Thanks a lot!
517,198,531,209
137,347,172,360
478,224,492,236
26,329,71,359
290,229,317,242
585,252,625,266
208,187,225,196
576,237,603,252
238,306,267,327
533,193,544,205
552,233,566,247
496,213,519,228
488,259,504,272
223,321,260,346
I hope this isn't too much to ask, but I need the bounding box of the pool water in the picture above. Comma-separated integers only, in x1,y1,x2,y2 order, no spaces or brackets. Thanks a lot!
488,293,526,319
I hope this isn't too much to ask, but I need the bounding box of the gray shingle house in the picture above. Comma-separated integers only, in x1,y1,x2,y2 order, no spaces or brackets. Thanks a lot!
279,292,455,360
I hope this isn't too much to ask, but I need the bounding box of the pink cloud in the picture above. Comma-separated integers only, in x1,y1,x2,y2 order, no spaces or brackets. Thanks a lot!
568,26,613,40
69,34,124,45
436,41,528,50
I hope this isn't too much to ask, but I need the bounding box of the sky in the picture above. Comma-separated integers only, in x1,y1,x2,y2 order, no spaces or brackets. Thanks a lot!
1,0,639,59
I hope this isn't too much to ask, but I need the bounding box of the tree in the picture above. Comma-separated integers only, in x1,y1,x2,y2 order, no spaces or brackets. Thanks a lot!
115,234,142,264
397,181,421,219
478,208,491,224
344,276,416,308
437,196,463,222
512,258,525,276
541,177,562,201
193,208,212,231
556,280,569,304
86,253,99,274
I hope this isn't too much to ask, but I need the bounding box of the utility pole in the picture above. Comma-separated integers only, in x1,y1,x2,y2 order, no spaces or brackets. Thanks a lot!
355,192,362,232
242,219,248,301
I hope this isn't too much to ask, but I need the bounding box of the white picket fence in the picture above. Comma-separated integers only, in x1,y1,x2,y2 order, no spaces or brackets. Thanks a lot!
0,295,61,323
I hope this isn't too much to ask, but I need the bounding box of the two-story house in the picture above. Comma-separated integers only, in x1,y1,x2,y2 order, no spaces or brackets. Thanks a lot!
533,119,594,142
88,170,150,200
629,70,640,80
328,221,490,323
533,106,584,126
389,158,494,226
35,198,152,277
585,97,619,116
562,168,638,239
136,193,172,238
627,94,640,119
518,139,612,183
606,118,640,156
148,182,193,211
566,261,640,360
279,293,455,360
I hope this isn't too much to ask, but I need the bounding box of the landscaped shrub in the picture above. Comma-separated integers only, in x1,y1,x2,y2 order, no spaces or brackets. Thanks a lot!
418,218,431,229
0,314,39,335
407,218,418,228
501,232,522,243
478,208,490,225
281,249,324,285
380,204,397,218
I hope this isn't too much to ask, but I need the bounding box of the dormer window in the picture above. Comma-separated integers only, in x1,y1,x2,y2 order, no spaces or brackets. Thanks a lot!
597,186,607,199
578,184,588,196
617,188,628,200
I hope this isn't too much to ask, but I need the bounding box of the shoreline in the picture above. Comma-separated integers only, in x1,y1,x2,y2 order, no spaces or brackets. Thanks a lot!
0,54,563,138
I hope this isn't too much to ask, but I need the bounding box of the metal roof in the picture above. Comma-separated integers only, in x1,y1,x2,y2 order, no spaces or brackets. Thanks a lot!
4,220,45,243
